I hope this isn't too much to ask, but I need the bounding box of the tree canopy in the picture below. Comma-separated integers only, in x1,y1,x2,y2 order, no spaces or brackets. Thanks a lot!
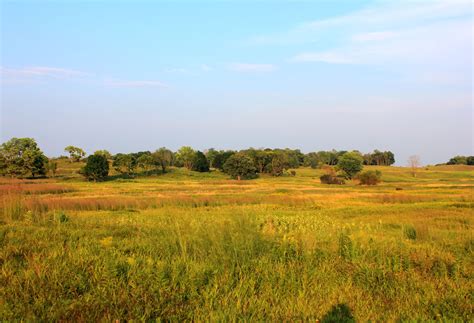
0,138,48,178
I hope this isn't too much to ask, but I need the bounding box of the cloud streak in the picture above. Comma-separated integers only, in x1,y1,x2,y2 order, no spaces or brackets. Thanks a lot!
104,79,168,88
228,63,276,72
1,66,168,89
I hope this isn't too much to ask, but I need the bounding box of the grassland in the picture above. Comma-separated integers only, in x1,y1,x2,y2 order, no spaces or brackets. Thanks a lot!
1,162,473,321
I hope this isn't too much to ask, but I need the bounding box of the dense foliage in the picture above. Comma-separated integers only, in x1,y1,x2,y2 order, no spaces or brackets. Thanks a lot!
0,138,48,178
223,153,257,180
192,151,210,172
64,146,85,162
337,152,364,179
447,155,474,165
82,154,109,181
358,170,382,185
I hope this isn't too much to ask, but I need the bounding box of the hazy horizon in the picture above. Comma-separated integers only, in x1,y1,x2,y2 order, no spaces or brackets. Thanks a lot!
1,0,472,165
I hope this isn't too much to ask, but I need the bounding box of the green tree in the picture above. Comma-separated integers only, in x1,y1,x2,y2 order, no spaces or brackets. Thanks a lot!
467,156,474,165
113,153,136,175
223,153,257,180
64,146,86,162
337,152,363,179
176,146,195,170
153,147,174,173
137,154,154,174
266,152,289,176
94,150,112,160
205,148,220,169
213,150,235,170
82,154,109,181
192,151,210,172
447,156,468,165
47,159,58,177
0,137,48,178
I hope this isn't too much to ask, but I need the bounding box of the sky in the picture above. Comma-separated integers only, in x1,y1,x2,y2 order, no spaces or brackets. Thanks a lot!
0,0,472,165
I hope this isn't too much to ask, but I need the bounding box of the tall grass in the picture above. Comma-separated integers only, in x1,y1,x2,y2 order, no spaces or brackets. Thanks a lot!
0,165,473,320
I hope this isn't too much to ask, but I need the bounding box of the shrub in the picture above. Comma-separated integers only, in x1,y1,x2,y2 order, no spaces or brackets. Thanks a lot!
82,154,109,181
192,151,210,172
358,170,382,185
320,174,345,185
404,226,417,240
223,153,257,180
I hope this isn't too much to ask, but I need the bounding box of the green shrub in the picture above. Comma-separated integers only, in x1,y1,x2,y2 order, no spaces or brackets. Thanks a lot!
358,170,382,185
404,226,417,240
320,174,345,185
81,154,109,181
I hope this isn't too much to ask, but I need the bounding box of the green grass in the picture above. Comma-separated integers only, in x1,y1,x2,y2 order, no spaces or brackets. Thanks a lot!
0,164,473,320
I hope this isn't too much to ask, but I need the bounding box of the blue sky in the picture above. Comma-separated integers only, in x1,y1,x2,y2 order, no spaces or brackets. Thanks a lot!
1,0,472,165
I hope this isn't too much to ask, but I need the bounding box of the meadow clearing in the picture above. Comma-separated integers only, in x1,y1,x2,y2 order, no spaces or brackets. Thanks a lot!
1,162,473,321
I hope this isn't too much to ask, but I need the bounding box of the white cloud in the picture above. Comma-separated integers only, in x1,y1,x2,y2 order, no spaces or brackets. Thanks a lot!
352,31,397,42
104,79,168,88
0,66,89,83
250,0,471,45
228,63,276,72
200,64,212,71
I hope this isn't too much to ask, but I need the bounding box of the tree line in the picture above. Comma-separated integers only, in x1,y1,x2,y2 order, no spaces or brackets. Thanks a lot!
0,137,398,182
446,155,474,165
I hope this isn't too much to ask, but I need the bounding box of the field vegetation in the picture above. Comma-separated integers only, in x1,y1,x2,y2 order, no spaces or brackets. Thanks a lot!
1,158,473,321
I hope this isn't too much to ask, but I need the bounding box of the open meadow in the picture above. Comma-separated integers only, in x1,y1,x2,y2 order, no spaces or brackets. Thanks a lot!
1,162,473,321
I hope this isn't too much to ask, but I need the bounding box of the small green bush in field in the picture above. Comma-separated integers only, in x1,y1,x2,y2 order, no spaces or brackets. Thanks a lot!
404,226,417,240
320,174,345,185
358,170,382,185
338,233,354,260
58,212,69,223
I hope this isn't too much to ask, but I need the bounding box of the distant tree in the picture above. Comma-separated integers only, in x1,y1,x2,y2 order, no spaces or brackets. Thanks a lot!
64,146,85,162
192,151,210,172
358,170,382,185
32,154,48,177
213,150,235,171
176,146,195,170
467,156,474,165
304,152,320,169
0,137,48,178
137,154,154,174
94,150,112,160
82,154,109,181
153,147,174,173
447,156,468,165
113,153,136,175
337,152,363,179
47,159,58,177
223,153,257,180
205,148,220,169
408,155,420,177
266,152,289,176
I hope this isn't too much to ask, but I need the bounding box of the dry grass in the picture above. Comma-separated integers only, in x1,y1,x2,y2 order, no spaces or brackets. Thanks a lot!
1,165,473,321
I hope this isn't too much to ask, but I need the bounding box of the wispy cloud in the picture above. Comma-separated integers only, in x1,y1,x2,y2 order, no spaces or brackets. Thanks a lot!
200,64,212,72
104,79,168,88
1,66,89,84
250,1,471,46
1,66,169,89
228,63,276,72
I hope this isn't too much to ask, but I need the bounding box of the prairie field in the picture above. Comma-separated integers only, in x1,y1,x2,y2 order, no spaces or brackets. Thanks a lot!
1,163,473,321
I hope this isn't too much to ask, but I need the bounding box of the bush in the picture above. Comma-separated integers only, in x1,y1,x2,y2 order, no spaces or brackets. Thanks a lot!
358,170,382,185
192,151,210,172
82,154,109,181
223,153,257,180
320,174,345,185
337,152,363,179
